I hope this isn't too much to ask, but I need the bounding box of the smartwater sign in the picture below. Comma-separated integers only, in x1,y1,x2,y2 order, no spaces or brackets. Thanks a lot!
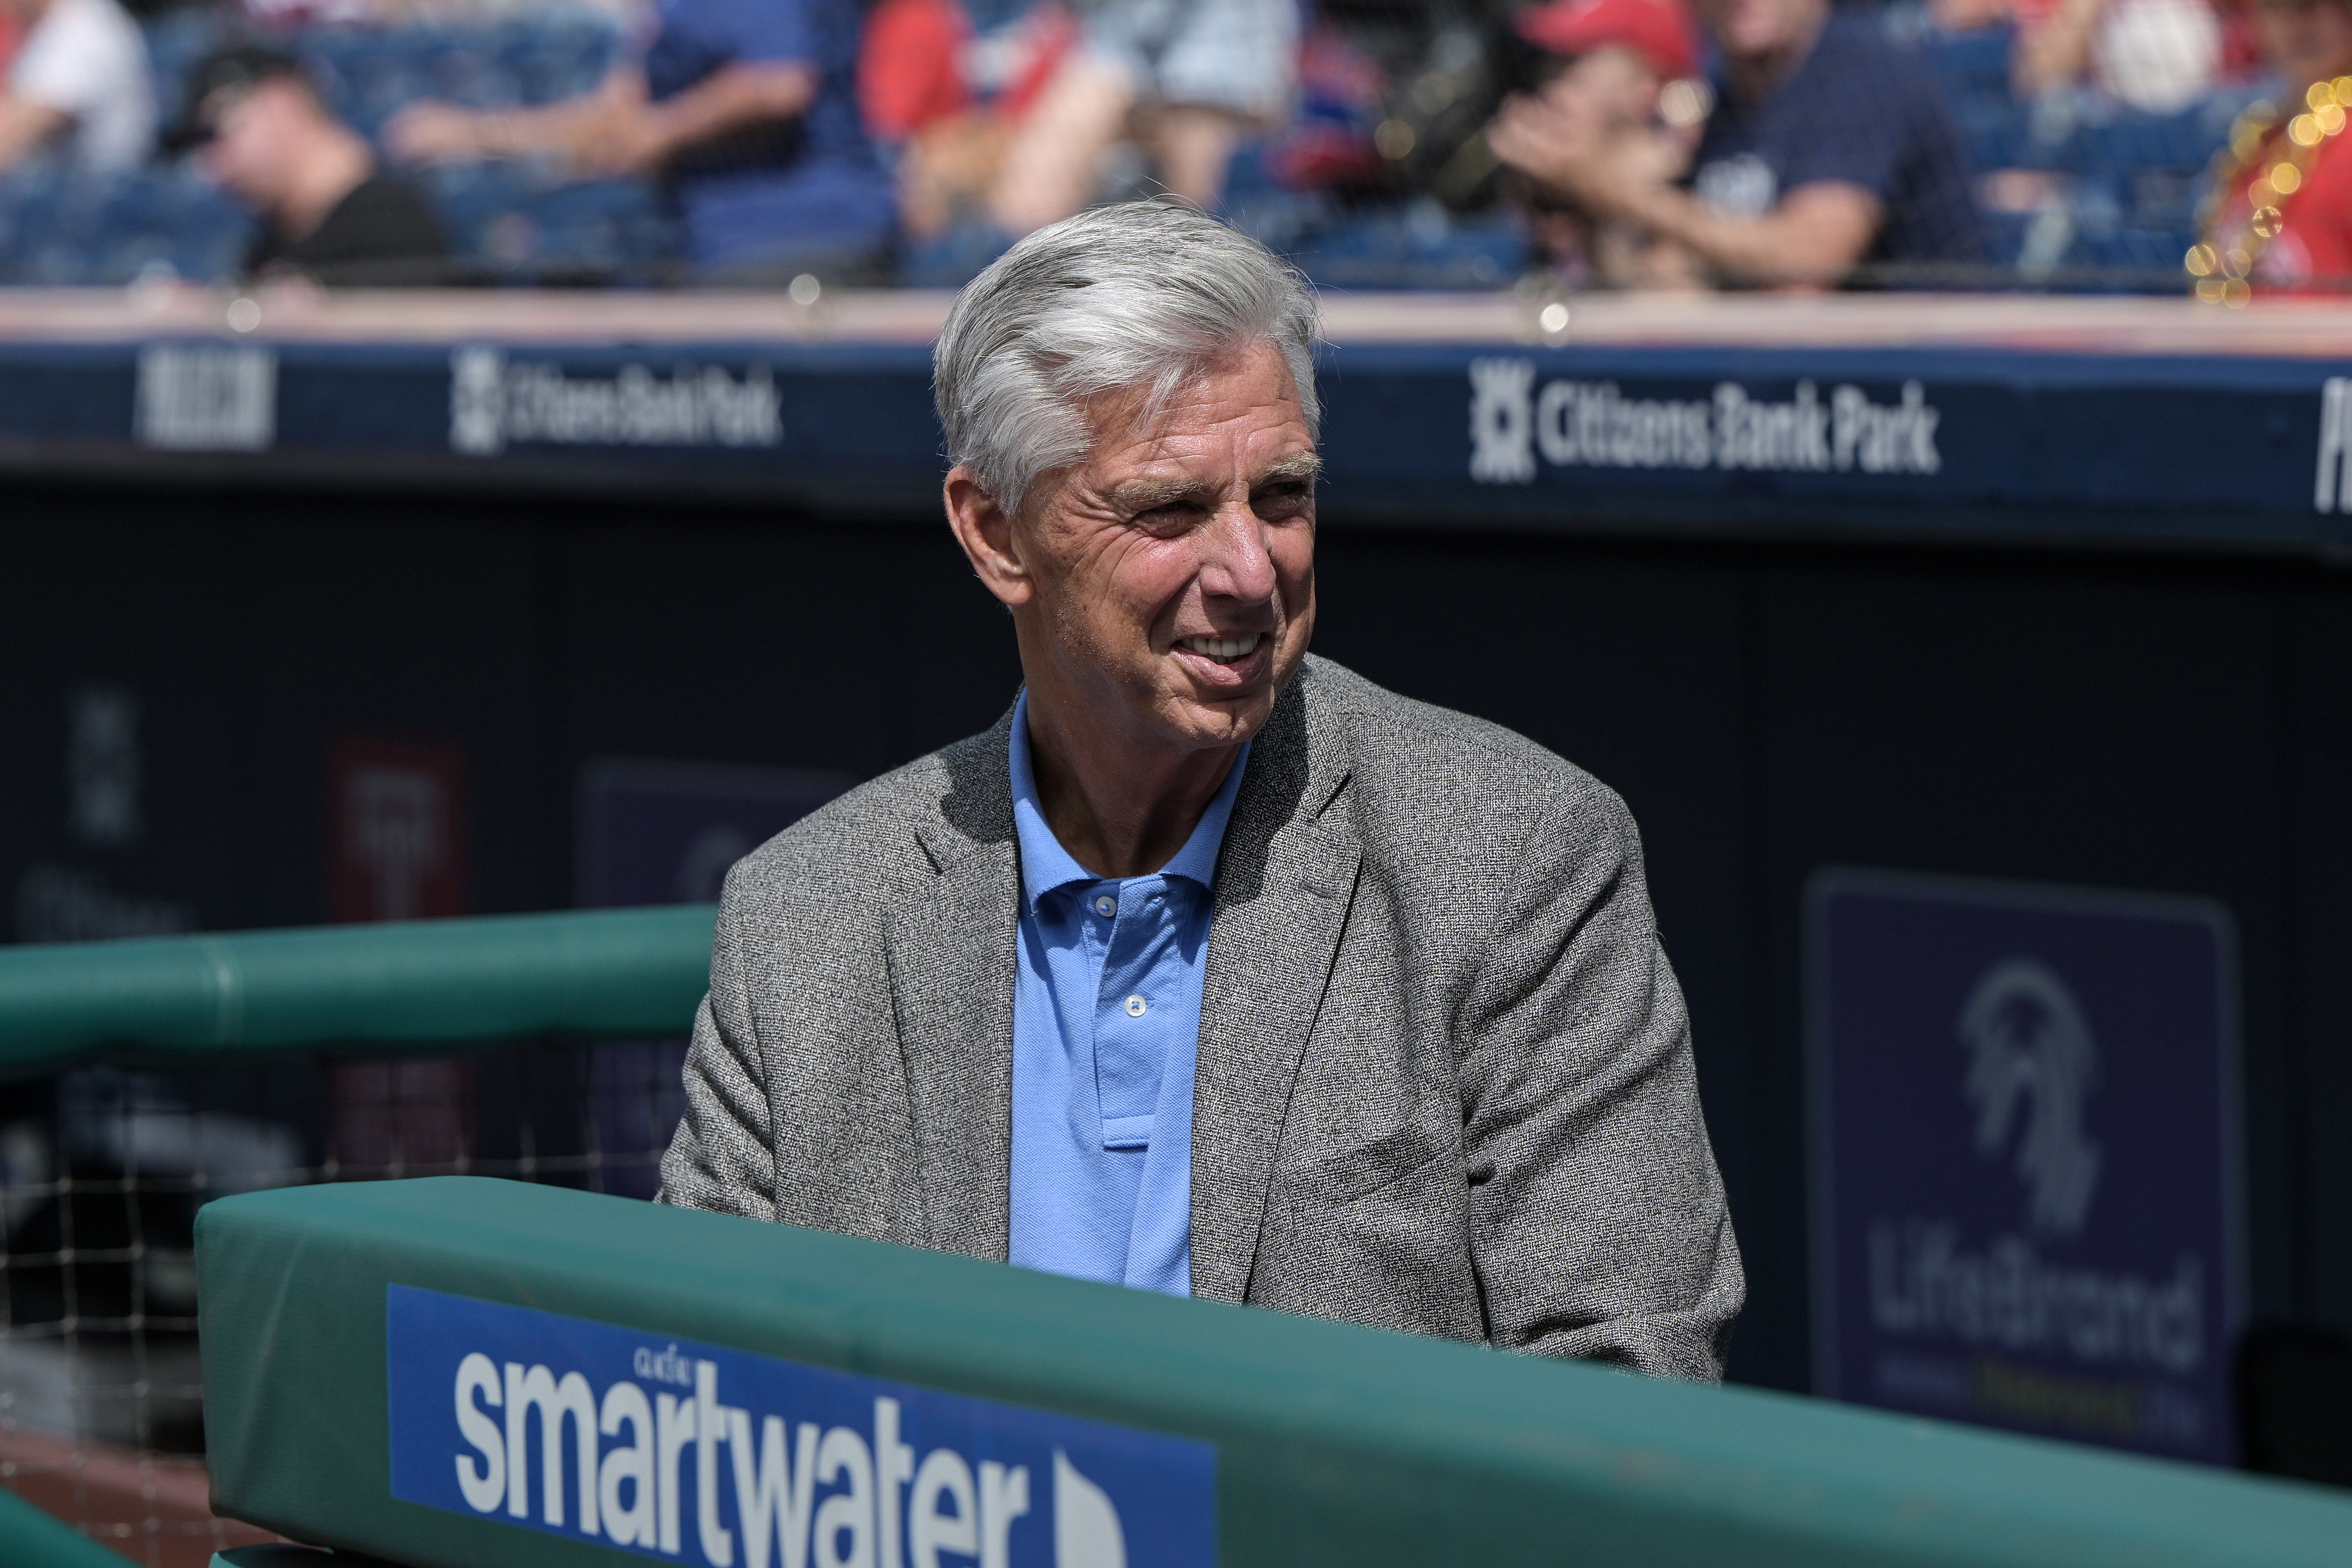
387,1285,1216,1568
1806,871,2242,1464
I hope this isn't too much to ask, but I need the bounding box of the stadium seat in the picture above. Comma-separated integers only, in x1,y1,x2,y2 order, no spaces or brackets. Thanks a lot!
0,11,655,287
1288,200,1528,291
1930,24,2018,102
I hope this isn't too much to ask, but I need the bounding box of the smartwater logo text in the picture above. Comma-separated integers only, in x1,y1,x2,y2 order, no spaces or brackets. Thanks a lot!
386,1286,1215,1568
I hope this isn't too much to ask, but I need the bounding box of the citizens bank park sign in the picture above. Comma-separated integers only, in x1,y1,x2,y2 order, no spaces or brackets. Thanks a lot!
1463,357,1942,483
387,1286,1216,1568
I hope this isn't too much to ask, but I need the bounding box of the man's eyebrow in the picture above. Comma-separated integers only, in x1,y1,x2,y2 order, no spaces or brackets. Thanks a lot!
1256,451,1325,485
1105,452,1323,512
1107,476,1215,512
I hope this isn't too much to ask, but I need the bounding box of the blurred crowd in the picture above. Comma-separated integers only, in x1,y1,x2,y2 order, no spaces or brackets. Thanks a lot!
0,0,2342,292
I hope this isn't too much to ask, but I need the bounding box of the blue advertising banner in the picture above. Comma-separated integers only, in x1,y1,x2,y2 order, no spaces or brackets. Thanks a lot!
386,1284,1217,1568
12,337,2352,550
578,758,852,909
1805,870,2242,1464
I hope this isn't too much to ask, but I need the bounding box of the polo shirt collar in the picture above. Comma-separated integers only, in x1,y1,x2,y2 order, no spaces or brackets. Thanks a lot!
1008,691,1250,914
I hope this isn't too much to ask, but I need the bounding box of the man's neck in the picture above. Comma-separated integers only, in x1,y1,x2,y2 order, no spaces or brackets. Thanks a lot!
274,124,374,242
1726,4,1829,107
1022,693,1241,880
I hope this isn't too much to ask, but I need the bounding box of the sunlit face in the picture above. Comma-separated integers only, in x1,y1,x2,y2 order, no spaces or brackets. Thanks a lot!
194,80,309,212
2259,0,2352,91
1693,0,1827,66
1013,340,1318,757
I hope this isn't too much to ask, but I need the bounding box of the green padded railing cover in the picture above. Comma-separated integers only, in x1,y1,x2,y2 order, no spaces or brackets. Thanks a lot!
197,1176,2352,1568
0,906,716,1075
0,1484,140,1568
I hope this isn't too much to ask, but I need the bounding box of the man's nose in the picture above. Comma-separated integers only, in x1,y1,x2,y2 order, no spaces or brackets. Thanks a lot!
1197,495,1278,604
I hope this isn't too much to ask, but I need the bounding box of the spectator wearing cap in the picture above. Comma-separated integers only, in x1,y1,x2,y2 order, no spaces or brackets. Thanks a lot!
1492,0,1985,285
172,46,448,286
0,0,151,174
1488,0,1710,288
385,0,894,284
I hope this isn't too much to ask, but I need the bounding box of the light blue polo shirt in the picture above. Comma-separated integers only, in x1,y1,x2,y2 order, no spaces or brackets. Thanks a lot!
1005,694,1249,1296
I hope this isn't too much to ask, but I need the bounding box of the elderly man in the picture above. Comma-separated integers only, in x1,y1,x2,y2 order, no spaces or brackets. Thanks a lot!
660,200,1742,1378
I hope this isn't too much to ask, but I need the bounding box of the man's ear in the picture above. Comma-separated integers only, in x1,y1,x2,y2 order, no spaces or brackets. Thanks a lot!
943,466,1033,608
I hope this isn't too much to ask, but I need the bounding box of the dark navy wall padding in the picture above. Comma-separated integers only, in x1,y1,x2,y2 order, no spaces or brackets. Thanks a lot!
8,335,2352,1409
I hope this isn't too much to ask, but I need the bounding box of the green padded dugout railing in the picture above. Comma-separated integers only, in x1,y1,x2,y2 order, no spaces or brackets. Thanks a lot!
197,1175,2352,1568
0,1486,139,1568
0,906,717,1075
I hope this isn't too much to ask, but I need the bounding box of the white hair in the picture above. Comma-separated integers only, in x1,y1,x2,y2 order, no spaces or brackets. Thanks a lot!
933,200,1321,518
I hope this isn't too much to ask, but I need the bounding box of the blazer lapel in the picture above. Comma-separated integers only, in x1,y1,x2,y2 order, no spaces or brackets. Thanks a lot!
1189,672,1360,1305
891,714,1021,1263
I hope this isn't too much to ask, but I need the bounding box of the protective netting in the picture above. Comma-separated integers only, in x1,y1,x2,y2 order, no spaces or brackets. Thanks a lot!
0,1038,686,1568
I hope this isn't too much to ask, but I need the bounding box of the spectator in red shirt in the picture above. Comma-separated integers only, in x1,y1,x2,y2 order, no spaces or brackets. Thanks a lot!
860,0,969,142
2196,0,2352,295
859,0,1077,241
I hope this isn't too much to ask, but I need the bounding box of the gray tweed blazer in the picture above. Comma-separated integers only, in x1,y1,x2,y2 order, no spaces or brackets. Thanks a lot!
659,655,1743,1380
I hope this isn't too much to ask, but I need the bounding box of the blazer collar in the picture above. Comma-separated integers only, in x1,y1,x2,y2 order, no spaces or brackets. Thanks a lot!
1190,661,1361,1304
890,664,1360,1293
894,705,1021,1261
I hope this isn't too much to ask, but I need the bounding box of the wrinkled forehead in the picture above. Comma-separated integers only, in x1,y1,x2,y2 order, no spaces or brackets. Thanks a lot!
1075,339,1313,451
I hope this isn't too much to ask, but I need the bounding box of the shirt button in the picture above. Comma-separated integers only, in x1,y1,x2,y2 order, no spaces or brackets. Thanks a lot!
1124,994,1148,1017
1094,895,1116,917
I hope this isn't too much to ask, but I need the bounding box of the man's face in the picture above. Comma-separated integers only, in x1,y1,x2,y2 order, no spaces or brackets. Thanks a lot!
1536,44,1662,134
195,80,307,212
2260,0,2352,89
1013,339,1318,758
1693,0,1823,65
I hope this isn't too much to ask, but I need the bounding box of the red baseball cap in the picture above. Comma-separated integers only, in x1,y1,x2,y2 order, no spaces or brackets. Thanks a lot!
1513,0,1701,80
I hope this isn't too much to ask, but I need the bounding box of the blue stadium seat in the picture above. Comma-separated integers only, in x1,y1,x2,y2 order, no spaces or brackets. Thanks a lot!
1931,25,2018,101
2068,225,2196,283
423,162,672,282
2055,96,2239,278
2072,106,2226,181
1959,100,2044,173
1289,202,1528,290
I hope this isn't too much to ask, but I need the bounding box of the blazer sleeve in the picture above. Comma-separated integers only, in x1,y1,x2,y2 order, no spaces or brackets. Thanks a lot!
657,877,780,1219
1452,778,1745,1381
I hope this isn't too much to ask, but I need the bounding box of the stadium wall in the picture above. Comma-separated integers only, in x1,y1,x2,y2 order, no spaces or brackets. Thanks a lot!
5,466,2351,1401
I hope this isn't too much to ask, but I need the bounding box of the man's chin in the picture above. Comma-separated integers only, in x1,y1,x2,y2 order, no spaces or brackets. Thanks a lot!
1162,667,1299,748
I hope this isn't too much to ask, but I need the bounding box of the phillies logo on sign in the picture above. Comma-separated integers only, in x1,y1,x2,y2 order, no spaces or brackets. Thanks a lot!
329,738,468,923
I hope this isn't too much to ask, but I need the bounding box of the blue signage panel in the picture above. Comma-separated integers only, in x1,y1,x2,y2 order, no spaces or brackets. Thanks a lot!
575,759,853,1197
387,1284,1217,1568
579,758,851,909
1805,870,2242,1464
